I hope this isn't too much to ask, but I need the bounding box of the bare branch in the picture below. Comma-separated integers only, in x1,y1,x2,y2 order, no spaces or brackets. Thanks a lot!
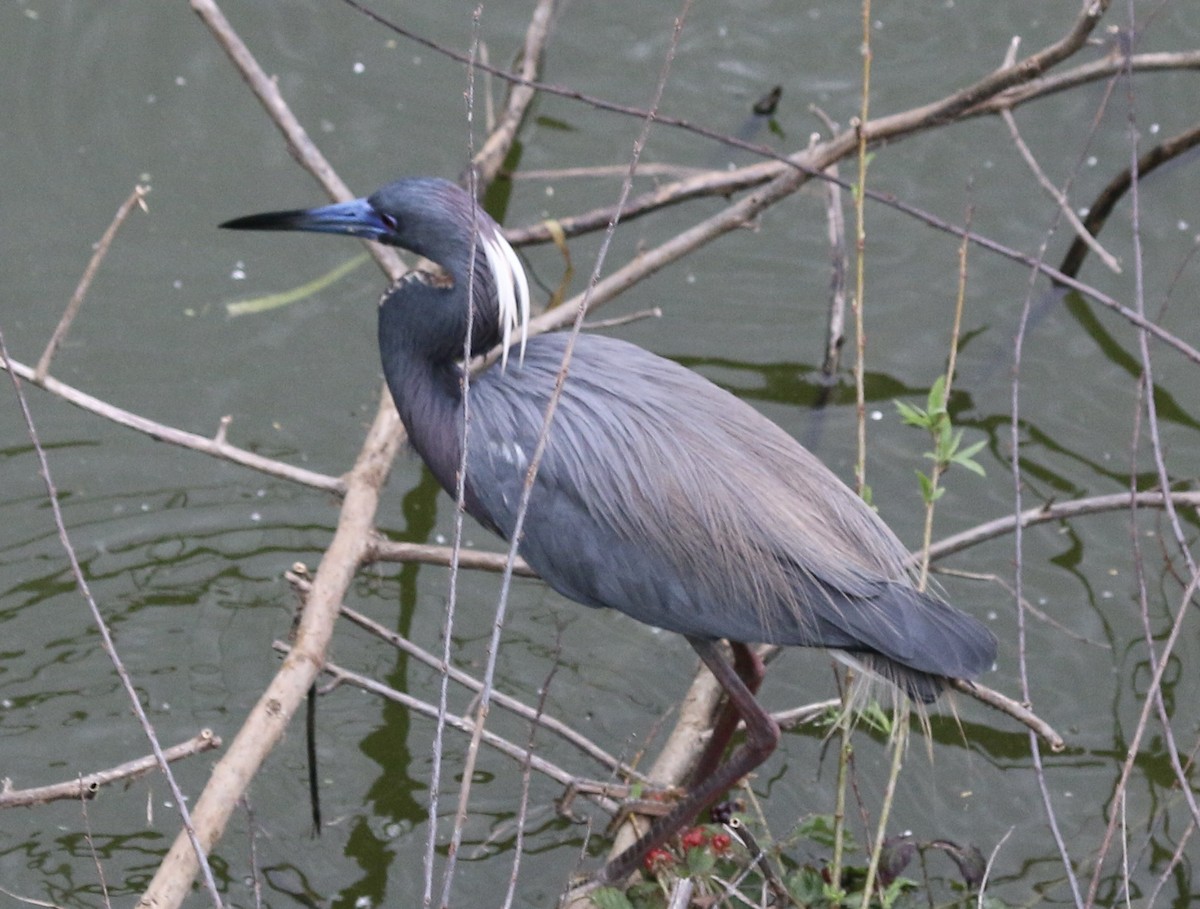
35,185,149,383
0,731,222,809
2,355,345,494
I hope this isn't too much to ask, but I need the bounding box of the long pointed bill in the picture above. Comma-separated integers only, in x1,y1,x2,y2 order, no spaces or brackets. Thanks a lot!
220,198,392,242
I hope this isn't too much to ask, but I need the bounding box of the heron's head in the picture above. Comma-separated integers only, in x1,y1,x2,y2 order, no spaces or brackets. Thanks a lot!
221,177,530,363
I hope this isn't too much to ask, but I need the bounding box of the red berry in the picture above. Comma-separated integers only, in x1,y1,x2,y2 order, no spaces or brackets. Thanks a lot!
681,827,707,850
643,847,674,873
710,833,732,855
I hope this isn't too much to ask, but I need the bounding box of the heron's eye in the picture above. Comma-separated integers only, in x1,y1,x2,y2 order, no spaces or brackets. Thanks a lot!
380,213,399,231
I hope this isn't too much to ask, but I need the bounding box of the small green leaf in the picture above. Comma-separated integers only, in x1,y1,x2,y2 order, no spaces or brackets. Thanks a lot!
588,885,637,909
686,847,715,875
860,484,874,507
787,866,829,903
926,375,947,415
795,813,842,848
951,439,988,476
917,471,944,505
894,398,929,428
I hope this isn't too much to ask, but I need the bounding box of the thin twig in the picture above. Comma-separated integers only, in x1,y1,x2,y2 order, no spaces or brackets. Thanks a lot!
1007,76,1087,909
435,3,557,900
948,680,1064,751
431,10,485,901
470,0,555,187
997,34,1121,274
189,0,404,280
923,490,1200,562
2,356,345,494
367,535,538,575
79,781,111,909
0,730,221,808
336,602,649,781
35,185,149,383
859,708,907,909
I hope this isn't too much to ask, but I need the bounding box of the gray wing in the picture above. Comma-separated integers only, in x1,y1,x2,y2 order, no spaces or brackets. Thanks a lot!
466,333,995,688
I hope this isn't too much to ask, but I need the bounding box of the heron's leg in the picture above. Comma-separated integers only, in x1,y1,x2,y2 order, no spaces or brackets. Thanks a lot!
599,636,780,884
690,641,765,784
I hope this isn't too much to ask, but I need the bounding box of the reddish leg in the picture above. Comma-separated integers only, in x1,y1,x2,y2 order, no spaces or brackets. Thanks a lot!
690,641,765,784
599,636,780,884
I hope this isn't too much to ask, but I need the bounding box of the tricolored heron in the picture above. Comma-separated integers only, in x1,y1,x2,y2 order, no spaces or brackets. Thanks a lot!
222,177,997,883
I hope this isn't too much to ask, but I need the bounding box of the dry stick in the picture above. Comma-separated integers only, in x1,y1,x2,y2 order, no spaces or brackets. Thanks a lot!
819,154,848,383
948,679,1063,751
510,163,709,182
1147,806,1198,905
368,535,537,576
0,330,225,909
189,0,402,279
78,783,112,909
0,731,222,809
850,0,871,499
2,358,344,494
927,490,1200,561
859,711,907,909
336,604,649,781
969,49,1200,118
0,888,62,909
35,185,149,383
997,36,1121,275
435,15,490,903
503,634,564,909
845,3,879,902
239,797,264,909
1007,107,1088,909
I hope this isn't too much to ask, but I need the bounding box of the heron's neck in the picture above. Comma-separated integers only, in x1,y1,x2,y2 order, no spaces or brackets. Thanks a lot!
377,278,469,495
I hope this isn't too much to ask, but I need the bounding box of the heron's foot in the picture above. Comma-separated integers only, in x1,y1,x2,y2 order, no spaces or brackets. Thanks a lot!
554,778,683,826
604,791,682,838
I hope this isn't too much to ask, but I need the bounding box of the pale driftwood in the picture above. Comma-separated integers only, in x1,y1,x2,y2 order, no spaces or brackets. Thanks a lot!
0,731,221,809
